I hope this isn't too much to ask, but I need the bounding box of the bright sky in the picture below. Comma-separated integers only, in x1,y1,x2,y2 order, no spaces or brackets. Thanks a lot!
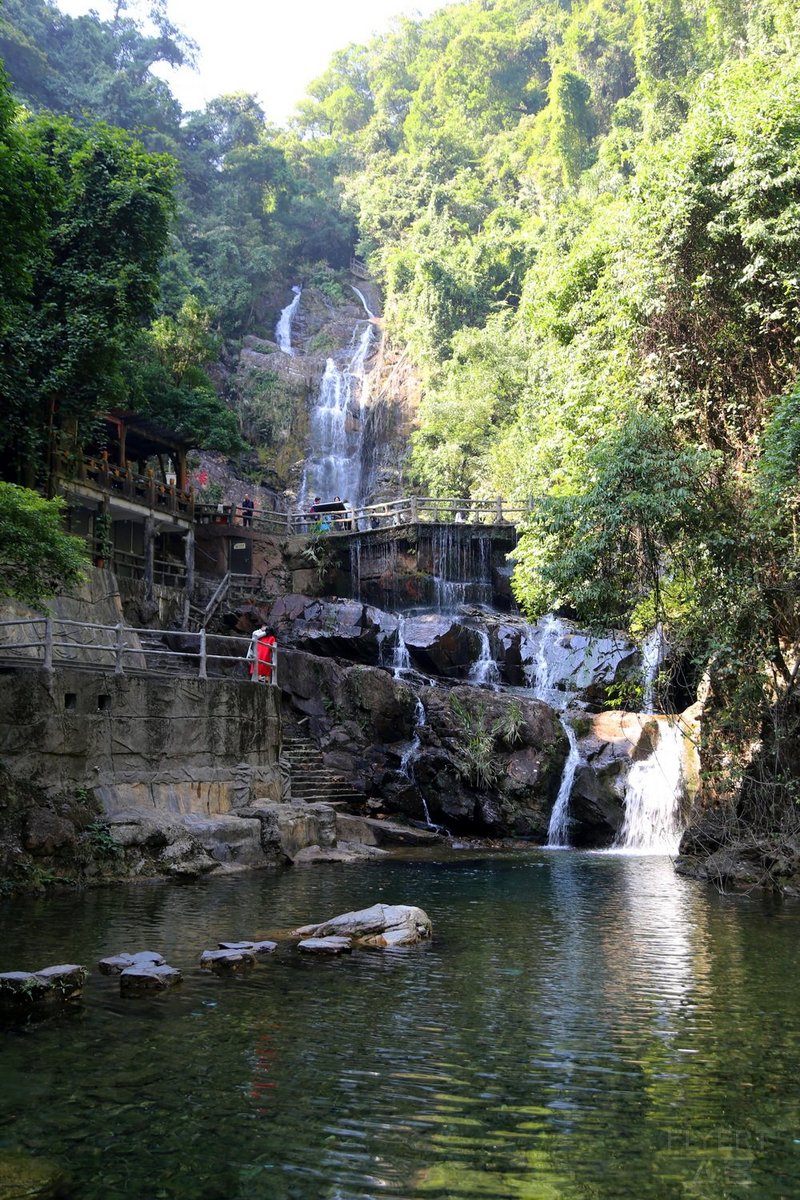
57,0,452,125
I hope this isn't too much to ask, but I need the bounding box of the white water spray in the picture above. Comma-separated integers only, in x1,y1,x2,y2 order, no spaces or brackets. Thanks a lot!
275,286,301,355
393,616,411,679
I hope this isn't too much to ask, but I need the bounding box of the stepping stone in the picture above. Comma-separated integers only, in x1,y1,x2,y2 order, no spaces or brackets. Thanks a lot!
34,964,88,1000
98,951,164,975
0,972,54,1007
218,940,277,955
119,964,182,994
297,936,352,956
200,949,256,975
0,965,88,1008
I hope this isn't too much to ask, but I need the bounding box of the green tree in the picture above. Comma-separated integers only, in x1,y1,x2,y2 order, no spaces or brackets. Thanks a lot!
0,483,89,605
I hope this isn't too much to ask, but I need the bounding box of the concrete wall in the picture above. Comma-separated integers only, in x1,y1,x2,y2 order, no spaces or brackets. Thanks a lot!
0,667,281,816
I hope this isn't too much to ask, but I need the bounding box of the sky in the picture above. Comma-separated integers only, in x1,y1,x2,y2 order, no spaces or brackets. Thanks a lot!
57,0,452,125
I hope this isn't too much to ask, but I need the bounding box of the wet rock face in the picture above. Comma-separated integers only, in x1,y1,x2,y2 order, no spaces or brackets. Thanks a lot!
413,687,567,836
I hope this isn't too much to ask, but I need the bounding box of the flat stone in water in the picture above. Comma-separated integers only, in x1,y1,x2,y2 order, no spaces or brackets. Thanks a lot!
119,964,181,994
200,950,256,974
297,936,352,955
98,951,164,975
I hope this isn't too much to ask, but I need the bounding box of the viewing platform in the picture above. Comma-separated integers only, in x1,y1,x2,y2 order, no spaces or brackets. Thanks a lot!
195,496,528,540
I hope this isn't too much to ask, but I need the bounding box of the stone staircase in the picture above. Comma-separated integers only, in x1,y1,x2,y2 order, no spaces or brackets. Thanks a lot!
282,735,366,808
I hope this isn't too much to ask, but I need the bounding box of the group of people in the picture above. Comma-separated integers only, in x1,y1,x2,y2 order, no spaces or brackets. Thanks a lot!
308,496,352,532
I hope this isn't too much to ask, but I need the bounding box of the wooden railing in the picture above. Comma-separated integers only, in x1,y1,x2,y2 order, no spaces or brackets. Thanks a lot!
196,496,528,537
0,618,277,685
58,454,194,519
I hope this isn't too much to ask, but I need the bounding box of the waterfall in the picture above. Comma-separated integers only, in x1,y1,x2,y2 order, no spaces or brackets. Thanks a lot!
350,286,374,319
640,624,667,714
299,321,374,508
468,628,500,688
275,286,301,355
525,614,571,709
615,720,686,855
546,719,580,848
393,616,411,679
400,696,426,777
430,527,492,612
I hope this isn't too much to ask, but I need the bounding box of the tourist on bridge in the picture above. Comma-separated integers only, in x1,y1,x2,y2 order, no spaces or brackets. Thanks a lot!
241,494,254,527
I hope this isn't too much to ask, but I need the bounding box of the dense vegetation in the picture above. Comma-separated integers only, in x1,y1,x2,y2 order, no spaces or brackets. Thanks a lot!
294,0,800,833
1,0,798,834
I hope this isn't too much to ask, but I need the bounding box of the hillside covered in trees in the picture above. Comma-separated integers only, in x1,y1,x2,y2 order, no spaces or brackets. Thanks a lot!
1,0,799,849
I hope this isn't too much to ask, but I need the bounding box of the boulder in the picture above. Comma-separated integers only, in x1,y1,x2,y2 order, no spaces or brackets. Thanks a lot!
31,965,87,1002
241,800,337,861
268,595,392,665
403,614,481,678
22,810,76,856
293,902,432,947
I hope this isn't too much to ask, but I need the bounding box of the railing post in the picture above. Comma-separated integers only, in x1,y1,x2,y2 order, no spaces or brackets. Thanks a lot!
114,622,125,675
198,627,207,680
495,495,504,524
43,616,53,675
409,496,418,524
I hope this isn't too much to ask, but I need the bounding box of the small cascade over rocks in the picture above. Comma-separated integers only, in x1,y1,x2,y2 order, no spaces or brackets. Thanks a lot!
640,623,668,714
546,720,581,848
275,285,302,355
393,616,411,679
350,285,374,319
468,628,500,688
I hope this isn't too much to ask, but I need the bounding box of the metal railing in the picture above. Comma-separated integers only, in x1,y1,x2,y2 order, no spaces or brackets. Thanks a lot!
0,618,277,685
196,496,529,538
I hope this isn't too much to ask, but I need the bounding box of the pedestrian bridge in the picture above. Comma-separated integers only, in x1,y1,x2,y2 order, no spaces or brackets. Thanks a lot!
196,496,527,538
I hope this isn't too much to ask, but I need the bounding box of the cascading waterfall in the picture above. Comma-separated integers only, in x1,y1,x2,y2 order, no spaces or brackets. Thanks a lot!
275,286,302,355
615,720,686,855
430,526,492,611
299,320,374,508
350,286,374,319
393,616,411,679
614,627,686,855
640,624,667,714
468,628,500,687
400,696,426,778
525,614,573,710
546,719,580,848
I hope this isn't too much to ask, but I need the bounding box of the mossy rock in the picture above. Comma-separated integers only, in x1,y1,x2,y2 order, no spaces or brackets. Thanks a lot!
0,1150,67,1199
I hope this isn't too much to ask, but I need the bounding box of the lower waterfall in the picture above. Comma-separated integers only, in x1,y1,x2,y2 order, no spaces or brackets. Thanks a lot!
546,719,580,848
614,719,686,855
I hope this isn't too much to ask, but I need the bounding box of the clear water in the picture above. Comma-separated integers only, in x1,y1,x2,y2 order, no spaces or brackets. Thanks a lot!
1,853,799,1200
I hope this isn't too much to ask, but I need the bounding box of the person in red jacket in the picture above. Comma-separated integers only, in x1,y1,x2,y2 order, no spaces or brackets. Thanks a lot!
247,627,276,682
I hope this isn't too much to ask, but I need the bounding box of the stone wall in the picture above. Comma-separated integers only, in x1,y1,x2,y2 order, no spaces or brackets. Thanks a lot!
0,667,281,816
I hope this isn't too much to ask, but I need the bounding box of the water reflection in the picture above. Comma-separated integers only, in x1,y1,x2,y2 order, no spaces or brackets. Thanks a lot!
0,853,798,1200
